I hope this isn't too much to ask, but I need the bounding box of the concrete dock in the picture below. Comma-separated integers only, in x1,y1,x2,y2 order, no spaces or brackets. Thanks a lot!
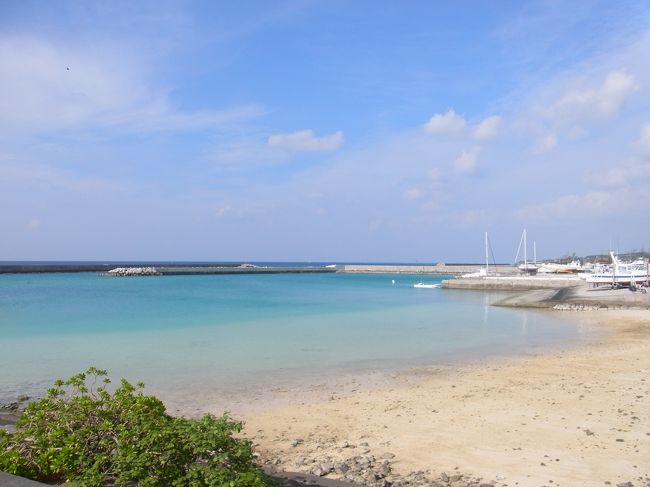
340,264,517,275
442,275,583,290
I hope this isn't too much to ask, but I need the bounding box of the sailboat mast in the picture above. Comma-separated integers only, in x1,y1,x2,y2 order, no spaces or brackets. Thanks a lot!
485,231,489,276
534,241,537,265
524,229,528,269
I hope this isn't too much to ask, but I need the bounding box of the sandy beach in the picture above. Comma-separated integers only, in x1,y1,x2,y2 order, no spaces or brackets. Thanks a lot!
243,288,650,487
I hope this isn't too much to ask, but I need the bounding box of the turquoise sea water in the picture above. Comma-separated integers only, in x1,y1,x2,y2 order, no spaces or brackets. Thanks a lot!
0,272,582,404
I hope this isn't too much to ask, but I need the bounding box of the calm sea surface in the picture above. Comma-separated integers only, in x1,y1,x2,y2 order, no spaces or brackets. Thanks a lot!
0,272,583,403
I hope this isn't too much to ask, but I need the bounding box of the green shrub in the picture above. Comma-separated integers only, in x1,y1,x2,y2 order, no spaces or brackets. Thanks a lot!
0,367,275,486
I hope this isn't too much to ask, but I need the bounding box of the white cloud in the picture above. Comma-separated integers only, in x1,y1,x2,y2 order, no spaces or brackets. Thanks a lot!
211,137,288,166
0,159,128,193
0,36,263,133
428,167,443,181
544,70,637,123
267,129,344,152
586,157,650,188
473,115,501,140
456,209,494,225
27,219,41,230
215,204,236,217
423,109,466,134
402,188,423,200
514,187,650,222
454,146,481,174
532,133,558,154
638,122,650,157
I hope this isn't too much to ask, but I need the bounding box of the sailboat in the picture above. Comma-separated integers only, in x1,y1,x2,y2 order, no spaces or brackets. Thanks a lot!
461,232,494,278
515,229,538,274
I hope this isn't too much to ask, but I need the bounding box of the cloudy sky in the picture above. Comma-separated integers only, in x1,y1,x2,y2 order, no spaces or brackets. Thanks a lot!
1,1,649,262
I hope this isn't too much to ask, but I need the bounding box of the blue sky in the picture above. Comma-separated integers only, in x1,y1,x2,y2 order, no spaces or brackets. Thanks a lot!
1,1,649,262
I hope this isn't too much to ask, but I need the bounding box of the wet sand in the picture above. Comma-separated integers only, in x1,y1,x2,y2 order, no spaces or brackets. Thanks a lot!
242,289,650,487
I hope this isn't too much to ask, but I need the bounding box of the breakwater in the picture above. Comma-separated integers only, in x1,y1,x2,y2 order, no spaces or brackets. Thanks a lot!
0,263,336,275
442,276,582,290
105,266,337,276
339,264,517,275
0,263,119,274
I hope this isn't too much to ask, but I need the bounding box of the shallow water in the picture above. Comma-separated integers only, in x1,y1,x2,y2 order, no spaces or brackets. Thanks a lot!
0,272,582,404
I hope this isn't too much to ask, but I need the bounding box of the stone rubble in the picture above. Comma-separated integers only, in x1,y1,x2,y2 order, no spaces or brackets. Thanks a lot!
262,450,492,487
260,445,649,487
105,267,161,276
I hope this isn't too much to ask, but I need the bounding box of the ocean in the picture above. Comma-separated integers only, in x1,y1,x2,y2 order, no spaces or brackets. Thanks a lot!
0,271,583,407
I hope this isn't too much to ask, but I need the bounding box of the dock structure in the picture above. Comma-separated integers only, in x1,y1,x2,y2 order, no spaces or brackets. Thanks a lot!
339,263,517,275
442,275,583,290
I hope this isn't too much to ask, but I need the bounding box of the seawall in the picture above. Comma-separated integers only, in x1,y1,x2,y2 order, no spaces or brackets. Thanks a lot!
339,264,517,275
442,276,583,290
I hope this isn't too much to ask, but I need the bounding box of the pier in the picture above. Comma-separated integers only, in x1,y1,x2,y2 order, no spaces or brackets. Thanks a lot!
442,275,583,290
339,263,517,275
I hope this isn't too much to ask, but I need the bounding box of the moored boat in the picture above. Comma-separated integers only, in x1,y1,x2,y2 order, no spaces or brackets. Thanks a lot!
414,283,441,289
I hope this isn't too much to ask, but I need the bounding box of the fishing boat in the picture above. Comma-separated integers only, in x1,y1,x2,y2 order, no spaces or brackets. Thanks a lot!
585,252,649,287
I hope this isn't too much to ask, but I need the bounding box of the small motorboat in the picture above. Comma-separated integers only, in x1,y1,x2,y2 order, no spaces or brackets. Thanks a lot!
414,282,441,289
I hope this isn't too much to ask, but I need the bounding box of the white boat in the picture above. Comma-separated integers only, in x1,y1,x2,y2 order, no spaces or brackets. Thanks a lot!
414,283,441,289
515,229,538,274
537,260,583,274
462,232,495,278
461,268,487,278
585,252,649,286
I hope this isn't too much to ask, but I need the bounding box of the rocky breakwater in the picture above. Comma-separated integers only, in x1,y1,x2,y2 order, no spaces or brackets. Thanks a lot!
105,267,161,277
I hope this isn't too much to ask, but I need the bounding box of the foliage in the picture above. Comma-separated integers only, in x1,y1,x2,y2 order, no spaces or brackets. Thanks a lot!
0,368,275,486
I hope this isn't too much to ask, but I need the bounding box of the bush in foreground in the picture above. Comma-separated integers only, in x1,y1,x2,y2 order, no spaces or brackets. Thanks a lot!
0,367,275,486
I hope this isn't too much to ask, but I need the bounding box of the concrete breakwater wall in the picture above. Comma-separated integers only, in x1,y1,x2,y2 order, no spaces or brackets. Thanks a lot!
104,266,337,276
340,264,517,275
442,276,582,290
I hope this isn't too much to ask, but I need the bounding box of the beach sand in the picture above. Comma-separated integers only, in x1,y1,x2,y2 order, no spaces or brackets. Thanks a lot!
243,299,650,486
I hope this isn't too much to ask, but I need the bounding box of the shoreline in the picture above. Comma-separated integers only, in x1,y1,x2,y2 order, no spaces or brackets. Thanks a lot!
2,285,648,486
242,288,650,487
